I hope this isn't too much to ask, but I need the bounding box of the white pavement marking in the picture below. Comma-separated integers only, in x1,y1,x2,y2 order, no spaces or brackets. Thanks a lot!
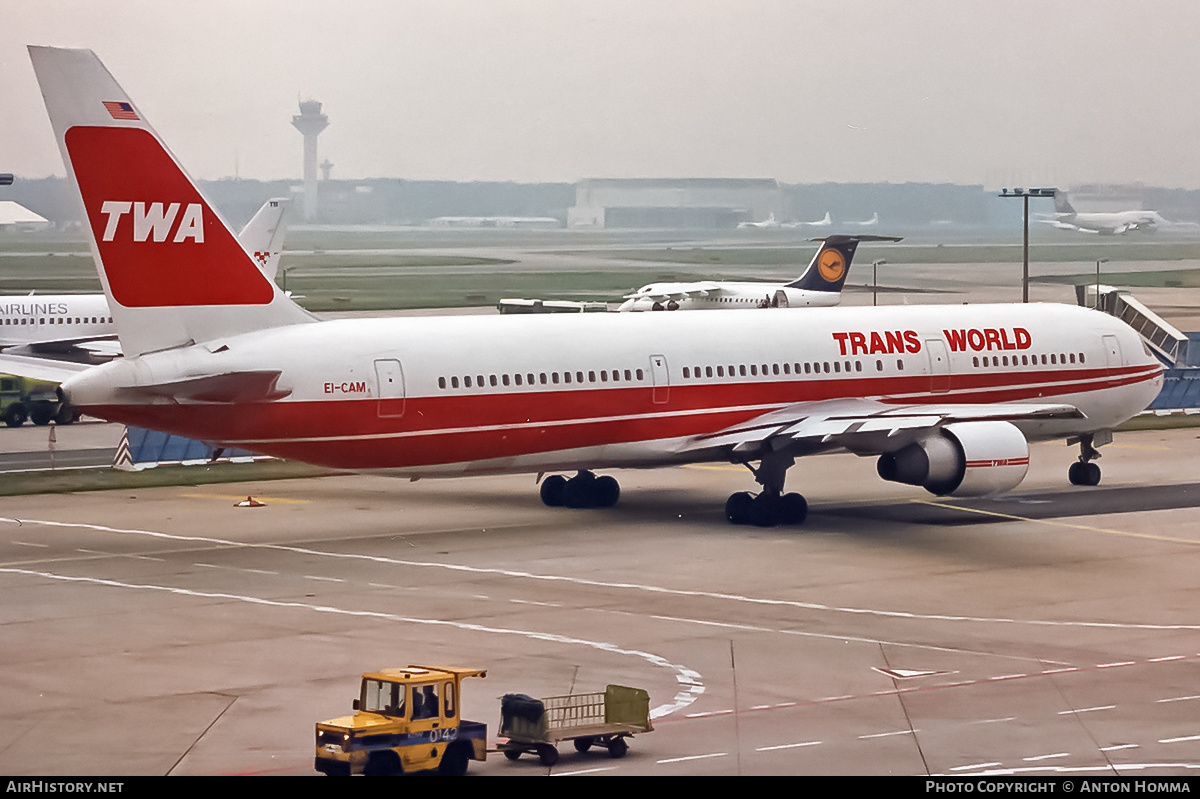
859,729,918,740
1160,734,1200,744
657,753,727,764
4,515,1199,633
0,566,703,719
756,741,821,752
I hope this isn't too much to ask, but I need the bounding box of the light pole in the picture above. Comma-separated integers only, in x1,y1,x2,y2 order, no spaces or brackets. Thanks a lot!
999,187,1055,302
872,259,886,306
1095,258,1108,309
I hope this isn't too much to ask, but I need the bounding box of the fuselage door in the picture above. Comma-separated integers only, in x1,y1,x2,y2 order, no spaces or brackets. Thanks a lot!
926,339,950,393
773,289,789,308
1102,334,1123,367
374,359,405,418
649,353,670,405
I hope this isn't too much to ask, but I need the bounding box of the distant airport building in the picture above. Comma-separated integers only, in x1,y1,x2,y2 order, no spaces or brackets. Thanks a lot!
1069,183,1148,213
568,178,781,228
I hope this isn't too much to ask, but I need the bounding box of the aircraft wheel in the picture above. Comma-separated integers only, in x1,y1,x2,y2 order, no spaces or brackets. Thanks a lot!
540,474,567,507
747,493,783,527
1069,461,1101,487
592,475,620,508
563,472,596,508
725,492,754,525
778,493,808,526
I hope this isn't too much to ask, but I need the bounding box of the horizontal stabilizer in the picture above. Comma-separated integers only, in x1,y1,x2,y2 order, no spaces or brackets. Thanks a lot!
133,370,290,404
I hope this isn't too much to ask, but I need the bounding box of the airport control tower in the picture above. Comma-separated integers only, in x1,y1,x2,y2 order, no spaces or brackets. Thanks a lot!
292,100,328,221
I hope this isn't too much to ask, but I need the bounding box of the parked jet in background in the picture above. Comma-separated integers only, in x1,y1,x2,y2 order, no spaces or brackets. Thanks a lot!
618,235,901,311
30,46,1164,527
0,197,289,360
1040,190,1164,235
798,211,832,227
737,213,780,230
855,212,879,227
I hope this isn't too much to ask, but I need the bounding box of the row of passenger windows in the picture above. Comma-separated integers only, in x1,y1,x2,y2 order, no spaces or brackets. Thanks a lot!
681,360,898,378
435,350,1091,392
1,316,111,326
438,368,647,390
973,352,1085,367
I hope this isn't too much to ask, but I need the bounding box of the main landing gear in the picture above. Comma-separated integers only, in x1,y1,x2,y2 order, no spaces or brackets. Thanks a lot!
1067,431,1109,487
539,470,621,509
725,451,808,527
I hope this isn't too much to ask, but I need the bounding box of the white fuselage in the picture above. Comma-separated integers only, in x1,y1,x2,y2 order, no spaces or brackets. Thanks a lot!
0,294,114,348
61,302,1163,478
618,283,839,312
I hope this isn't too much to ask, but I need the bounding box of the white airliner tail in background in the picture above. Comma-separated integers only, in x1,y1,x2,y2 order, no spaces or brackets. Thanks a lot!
239,198,290,281
30,46,1163,527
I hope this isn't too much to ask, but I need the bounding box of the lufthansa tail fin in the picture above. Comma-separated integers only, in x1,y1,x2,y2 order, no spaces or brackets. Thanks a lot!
28,46,314,357
785,235,902,293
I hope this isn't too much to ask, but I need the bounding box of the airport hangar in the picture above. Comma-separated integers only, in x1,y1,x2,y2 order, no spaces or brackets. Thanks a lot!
567,177,782,228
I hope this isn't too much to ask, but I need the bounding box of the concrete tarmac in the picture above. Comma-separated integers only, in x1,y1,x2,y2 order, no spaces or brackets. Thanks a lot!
2,427,1199,776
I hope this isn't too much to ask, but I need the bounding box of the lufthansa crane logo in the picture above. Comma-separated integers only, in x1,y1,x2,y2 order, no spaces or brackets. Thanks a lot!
817,249,846,282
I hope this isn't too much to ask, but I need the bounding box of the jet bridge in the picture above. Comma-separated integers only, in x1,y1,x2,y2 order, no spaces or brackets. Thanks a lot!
1075,284,1191,367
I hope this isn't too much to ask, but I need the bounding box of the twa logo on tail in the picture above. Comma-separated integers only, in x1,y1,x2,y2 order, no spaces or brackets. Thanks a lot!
64,126,273,308
100,201,204,243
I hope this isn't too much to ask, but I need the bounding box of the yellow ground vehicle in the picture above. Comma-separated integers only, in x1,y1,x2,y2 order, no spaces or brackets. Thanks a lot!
314,665,488,776
0,374,77,427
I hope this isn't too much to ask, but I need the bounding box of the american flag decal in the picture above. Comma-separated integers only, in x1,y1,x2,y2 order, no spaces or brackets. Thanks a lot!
103,101,139,121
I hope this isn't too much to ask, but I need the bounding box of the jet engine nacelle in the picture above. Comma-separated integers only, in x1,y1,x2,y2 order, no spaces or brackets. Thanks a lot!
876,421,1030,497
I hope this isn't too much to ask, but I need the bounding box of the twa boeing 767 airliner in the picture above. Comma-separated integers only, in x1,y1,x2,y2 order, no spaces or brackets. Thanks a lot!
30,46,1163,526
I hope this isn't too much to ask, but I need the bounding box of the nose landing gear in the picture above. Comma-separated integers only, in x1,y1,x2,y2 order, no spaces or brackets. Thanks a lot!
1067,431,1109,487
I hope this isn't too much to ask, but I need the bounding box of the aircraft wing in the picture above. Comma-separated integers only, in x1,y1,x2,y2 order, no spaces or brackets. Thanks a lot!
680,398,1085,459
622,282,723,301
0,352,93,383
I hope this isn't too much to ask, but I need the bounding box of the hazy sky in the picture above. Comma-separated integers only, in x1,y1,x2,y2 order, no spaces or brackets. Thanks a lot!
4,1,1200,188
